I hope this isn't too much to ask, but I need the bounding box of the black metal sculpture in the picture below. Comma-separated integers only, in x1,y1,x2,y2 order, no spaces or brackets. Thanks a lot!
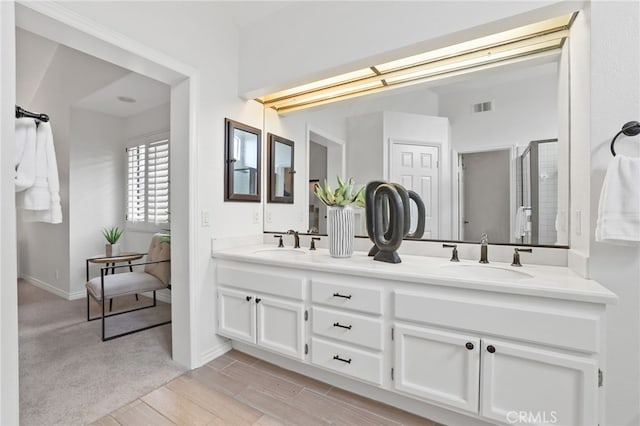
372,184,404,263
406,190,426,239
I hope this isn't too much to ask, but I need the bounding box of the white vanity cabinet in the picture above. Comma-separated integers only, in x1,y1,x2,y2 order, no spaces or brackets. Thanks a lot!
480,338,598,426
393,289,604,425
216,263,307,360
310,278,385,385
392,323,481,413
212,248,616,426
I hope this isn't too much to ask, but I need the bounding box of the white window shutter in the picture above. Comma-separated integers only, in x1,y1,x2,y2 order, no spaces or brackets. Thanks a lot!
126,136,169,226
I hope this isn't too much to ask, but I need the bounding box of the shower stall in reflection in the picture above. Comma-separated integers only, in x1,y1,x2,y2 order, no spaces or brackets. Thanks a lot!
518,138,559,245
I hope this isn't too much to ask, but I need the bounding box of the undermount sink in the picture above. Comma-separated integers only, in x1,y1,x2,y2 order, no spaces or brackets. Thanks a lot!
439,264,533,280
252,248,306,256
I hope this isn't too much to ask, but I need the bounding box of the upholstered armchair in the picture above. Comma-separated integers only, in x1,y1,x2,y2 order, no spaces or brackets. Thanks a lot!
86,234,171,341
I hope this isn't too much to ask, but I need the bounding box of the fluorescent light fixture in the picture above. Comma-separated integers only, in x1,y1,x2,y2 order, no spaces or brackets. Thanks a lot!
257,13,575,114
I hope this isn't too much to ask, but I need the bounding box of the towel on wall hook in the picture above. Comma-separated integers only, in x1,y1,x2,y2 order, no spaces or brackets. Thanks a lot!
16,121,62,224
596,121,640,244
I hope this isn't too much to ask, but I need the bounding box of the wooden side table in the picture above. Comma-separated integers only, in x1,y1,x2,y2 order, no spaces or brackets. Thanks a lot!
86,252,145,311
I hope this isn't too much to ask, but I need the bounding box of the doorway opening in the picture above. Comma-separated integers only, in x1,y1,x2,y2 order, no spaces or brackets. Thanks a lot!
458,148,513,242
307,127,345,234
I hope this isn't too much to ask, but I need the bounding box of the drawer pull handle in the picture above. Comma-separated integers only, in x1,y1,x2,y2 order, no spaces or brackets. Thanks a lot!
333,292,352,299
487,345,496,353
333,322,352,330
246,296,252,302
465,342,474,350
333,355,352,364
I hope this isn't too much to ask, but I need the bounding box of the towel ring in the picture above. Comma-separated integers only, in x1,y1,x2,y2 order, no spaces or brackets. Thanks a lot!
610,121,640,156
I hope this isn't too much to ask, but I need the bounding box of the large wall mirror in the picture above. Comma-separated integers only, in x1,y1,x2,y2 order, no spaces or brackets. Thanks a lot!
225,118,261,202
263,49,570,247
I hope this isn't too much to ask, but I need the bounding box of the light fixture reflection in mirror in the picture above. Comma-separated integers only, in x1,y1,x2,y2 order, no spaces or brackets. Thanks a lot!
261,17,572,247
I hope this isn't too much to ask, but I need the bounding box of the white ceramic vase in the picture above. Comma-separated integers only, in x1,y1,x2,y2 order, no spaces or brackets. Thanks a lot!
327,205,355,258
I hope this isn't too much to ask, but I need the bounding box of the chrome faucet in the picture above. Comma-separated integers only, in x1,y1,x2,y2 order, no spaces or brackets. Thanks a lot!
287,230,300,248
479,233,489,264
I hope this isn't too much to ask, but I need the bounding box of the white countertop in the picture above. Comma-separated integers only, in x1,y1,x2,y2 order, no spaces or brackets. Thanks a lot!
212,244,618,305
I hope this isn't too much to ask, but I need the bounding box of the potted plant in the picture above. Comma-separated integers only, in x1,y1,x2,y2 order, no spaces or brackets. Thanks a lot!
102,226,123,257
314,177,365,258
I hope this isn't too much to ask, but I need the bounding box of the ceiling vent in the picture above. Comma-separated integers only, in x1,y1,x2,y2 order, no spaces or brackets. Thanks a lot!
472,101,494,113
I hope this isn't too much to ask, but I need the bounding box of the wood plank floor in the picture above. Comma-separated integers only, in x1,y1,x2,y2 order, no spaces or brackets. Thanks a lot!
93,350,442,426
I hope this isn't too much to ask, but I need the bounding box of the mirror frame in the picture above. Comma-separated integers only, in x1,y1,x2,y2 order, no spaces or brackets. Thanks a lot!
267,133,295,204
224,118,262,202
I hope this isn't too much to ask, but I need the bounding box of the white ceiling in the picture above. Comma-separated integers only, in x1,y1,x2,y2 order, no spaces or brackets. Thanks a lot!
74,72,170,118
16,28,170,118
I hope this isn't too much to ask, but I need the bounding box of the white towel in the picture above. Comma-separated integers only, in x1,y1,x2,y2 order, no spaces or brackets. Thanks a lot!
16,122,62,224
595,155,640,245
514,206,527,238
14,118,37,192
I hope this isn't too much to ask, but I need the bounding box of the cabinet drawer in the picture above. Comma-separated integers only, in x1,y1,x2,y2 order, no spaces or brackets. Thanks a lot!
312,280,382,315
394,290,601,353
217,264,305,300
312,307,383,351
311,338,383,385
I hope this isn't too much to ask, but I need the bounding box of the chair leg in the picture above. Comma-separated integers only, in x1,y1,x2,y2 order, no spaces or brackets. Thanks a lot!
101,292,106,342
109,298,113,311
153,291,157,306
135,294,139,302
86,291,90,322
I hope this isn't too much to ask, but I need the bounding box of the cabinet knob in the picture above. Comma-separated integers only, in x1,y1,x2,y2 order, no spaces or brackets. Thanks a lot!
246,296,252,302
487,345,496,353
255,298,261,304
465,342,474,350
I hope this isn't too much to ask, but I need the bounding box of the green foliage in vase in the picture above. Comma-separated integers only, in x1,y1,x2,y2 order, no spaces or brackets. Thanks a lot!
314,176,365,208
102,226,123,244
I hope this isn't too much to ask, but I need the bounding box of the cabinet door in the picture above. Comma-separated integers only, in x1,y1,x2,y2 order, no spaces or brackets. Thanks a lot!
256,295,305,360
393,323,480,413
480,339,598,426
218,287,256,344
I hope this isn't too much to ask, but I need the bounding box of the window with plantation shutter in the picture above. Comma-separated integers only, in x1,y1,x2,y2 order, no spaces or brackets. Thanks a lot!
126,132,169,229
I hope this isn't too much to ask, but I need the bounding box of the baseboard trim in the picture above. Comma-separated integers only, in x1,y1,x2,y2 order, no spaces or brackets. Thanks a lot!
198,340,232,367
19,274,73,300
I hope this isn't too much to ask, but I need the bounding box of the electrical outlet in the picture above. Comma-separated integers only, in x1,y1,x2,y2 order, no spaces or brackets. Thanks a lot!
55,270,60,281
201,210,210,227
253,208,260,224
266,210,272,223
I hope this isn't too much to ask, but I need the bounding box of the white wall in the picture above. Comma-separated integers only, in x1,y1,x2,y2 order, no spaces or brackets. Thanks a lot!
68,108,126,297
17,43,129,297
587,2,640,425
122,102,171,253
57,1,265,362
438,70,558,152
1,2,19,423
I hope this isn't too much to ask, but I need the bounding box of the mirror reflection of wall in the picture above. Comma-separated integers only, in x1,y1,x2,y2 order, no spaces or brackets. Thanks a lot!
263,58,568,246
518,139,559,245
309,141,328,233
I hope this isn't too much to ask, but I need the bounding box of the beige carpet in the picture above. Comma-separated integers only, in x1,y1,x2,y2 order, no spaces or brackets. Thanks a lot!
18,279,187,426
